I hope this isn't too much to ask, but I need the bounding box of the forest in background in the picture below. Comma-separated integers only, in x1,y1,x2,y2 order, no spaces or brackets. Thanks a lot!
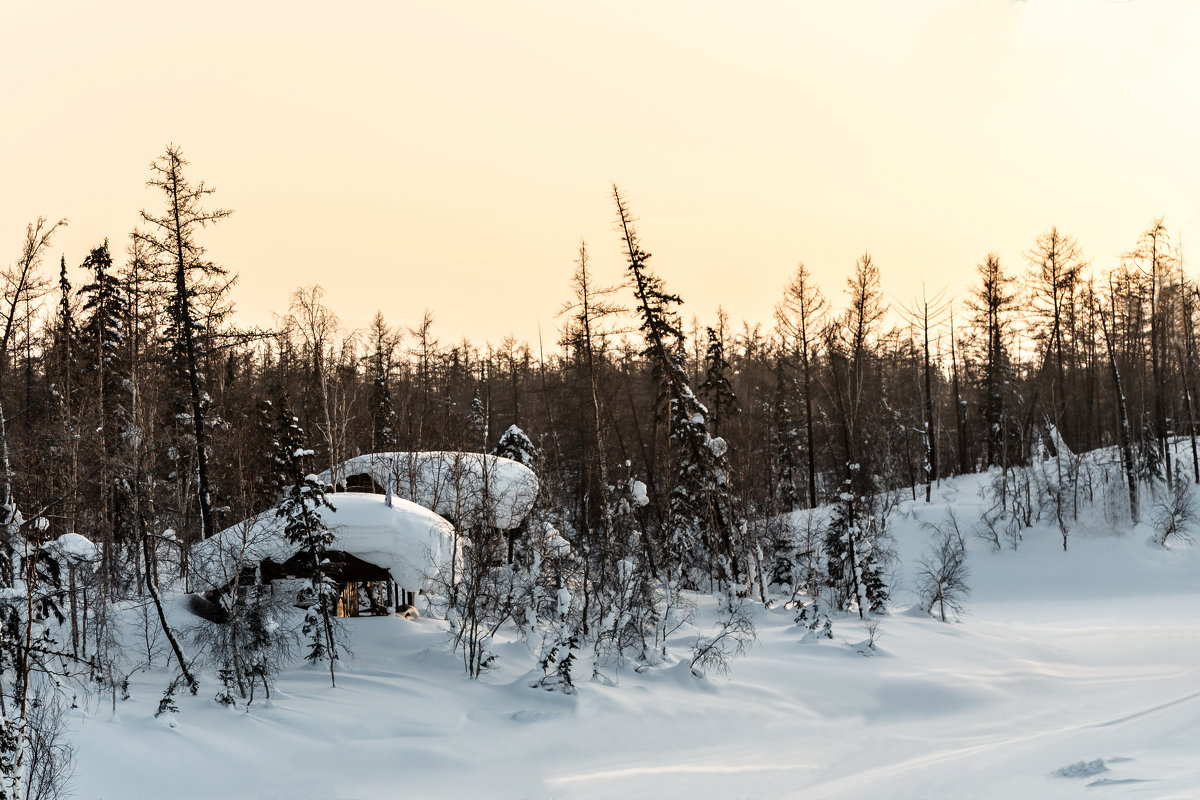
3,145,1198,799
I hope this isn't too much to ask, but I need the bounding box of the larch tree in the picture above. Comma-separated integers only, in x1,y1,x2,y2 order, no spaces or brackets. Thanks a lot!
1176,259,1200,483
775,261,826,509
558,239,630,626
137,145,232,545
1125,219,1177,483
905,286,951,501
2,219,65,536
1025,227,1085,457
1098,285,1139,523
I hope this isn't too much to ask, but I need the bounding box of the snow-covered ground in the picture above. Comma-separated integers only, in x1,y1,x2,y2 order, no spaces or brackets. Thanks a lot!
70,472,1200,799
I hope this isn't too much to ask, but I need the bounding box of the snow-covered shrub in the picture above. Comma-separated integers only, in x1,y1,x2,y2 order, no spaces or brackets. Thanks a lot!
537,622,581,694
214,667,238,707
591,557,651,670
978,468,1027,550
689,594,756,677
444,514,516,678
2,508,95,800
862,616,882,651
822,472,894,615
794,597,833,640
19,687,75,800
1153,474,1197,547
916,511,970,622
188,577,300,707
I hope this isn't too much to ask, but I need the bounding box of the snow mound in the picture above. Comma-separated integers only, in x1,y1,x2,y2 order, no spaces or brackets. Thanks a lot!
190,492,454,593
48,532,99,565
320,451,538,530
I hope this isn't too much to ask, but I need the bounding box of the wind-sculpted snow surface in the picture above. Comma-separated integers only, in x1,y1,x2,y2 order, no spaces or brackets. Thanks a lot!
71,471,1200,799
190,492,454,593
319,451,539,530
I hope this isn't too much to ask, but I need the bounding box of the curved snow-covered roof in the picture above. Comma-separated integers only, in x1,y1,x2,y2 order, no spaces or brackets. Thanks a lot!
319,452,538,530
190,492,454,593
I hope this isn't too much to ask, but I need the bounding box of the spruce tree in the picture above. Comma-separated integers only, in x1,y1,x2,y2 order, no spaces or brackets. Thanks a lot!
51,255,77,402
466,388,487,452
273,393,339,686
698,322,739,439
369,374,397,452
493,424,539,470
969,253,1017,470
770,361,802,512
612,186,739,587
367,310,400,453
79,240,134,588
79,241,127,392
823,478,889,615
253,397,287,503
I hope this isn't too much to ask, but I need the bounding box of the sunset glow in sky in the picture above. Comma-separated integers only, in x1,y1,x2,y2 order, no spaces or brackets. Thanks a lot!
4,1,1198,347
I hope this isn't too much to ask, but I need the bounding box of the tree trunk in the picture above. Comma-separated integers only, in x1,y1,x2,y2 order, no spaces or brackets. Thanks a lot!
1100,306,1139,523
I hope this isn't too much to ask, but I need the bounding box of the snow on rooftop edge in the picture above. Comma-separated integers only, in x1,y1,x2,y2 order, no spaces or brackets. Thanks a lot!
318,451,538,530
190,492,454,593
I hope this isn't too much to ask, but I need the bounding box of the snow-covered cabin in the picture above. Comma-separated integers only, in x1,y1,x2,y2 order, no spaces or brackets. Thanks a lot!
319,452,538,531
190,492,454,617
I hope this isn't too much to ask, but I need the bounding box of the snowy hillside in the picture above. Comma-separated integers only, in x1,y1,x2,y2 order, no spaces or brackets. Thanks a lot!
68,470,1199,800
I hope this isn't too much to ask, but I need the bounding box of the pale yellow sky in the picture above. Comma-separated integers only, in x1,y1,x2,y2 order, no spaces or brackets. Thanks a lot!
4,1,1199,349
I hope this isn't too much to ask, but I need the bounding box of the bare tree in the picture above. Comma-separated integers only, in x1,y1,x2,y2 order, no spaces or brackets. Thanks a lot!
1026,228,1085,457
917,511,970,622
2,220,65,521
1124,219,1177,483
285,286,351,484
558,239,626,632
1098,289,1140,523
901,286,951,501
689,595,756,677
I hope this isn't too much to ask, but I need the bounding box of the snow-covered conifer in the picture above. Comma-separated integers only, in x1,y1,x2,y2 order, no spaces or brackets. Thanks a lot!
613,186,740,588
698,321,739,438
492,424,539,471
272,394,339,685
770,364,802,513
369,374,397,452
466,389,487,452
